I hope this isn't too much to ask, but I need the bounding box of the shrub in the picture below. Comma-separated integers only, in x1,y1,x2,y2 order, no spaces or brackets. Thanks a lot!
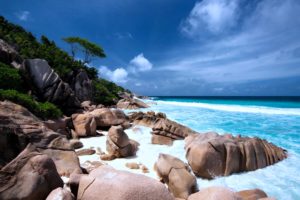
0,62,23,91
0,89,62,119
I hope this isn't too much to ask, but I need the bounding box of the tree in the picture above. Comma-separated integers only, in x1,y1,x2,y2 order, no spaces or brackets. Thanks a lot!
63,37,106,64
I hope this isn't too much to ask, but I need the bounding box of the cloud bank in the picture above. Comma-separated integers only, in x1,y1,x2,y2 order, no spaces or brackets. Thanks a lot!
99,53,153,84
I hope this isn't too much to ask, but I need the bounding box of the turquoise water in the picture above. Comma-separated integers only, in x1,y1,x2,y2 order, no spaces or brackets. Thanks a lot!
145,97,300,199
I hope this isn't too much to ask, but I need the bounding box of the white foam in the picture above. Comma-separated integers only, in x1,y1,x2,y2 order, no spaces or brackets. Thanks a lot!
78,125,300,199
156,101,300,116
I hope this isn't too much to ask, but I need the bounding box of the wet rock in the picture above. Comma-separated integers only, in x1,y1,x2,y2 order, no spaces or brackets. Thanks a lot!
185,133,287,179
154,153,198,199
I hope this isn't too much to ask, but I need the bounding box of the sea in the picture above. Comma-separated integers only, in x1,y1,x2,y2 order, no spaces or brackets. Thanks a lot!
79,96,300,199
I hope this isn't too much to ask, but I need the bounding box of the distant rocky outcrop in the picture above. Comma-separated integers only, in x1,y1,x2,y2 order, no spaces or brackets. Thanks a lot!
129,111,198,140
100,126,139,160
0,101,82,176
73,165,174,200
0,146,63,200
22,59,81,113
117,98,149,109
185,132,287,179
154,153,198,199
0,39,23,69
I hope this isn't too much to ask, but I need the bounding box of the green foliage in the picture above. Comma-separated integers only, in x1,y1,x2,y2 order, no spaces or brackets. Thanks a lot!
0,62,23,91
92,78,127,105
63,36,106,64
0,89,62,119
0,16,98,79
0,16,131,110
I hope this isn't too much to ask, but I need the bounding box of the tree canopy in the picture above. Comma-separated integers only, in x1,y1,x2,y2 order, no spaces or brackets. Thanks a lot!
63,37,106,64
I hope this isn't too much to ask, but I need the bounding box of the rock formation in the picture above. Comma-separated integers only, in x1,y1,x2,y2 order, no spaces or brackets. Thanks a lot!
46,187,75,200
71,108,129,137
0,100,82,176
76,165,174,200
185,132,287,179
187,187,273,200
129,111,198,140
0,146,63,200
154,153,198,199
22,59,81,113
100,126,139,160
0,39,23,69
117,98,149,109
67,69,93,102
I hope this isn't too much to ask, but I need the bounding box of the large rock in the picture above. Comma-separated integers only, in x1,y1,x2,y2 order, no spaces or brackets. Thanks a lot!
46,187,75,200
100,126,138,160
0,146,63,200
0,39,23,69
71,113,97,137
77,165,174,200
154,154,198,199
67,69,93,102
44,117,72,137
117,98,149,109
0,101,82,176
22,59,80,113
188,187,273,200
90,108,129,128
185,133,287,179
237,189,268,200
188,186,242,200
71,108,129,138
129,111,198,139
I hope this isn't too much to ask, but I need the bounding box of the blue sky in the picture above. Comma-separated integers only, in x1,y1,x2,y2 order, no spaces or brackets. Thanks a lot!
1,0,300,96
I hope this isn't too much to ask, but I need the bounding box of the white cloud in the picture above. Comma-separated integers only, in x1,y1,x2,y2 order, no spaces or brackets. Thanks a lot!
157,0,300,84
128,53,153,73
181,0,239,36
15,11,30,21
99,66,128,83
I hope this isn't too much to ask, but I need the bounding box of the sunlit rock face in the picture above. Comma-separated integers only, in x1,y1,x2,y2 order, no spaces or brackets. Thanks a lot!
185,132,287,179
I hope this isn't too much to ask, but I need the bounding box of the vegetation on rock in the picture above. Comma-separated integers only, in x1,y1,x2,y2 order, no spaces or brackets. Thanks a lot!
0,89,62,119
0,15,130,108
0,62,23,91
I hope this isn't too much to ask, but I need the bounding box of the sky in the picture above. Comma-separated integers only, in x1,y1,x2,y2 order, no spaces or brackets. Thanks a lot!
1,0,300,96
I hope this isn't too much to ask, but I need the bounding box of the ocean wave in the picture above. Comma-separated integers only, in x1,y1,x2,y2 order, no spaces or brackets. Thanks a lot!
156,101,300,116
